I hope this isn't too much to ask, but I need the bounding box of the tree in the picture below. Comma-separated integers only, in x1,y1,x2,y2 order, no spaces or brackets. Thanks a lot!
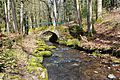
87,0,93,34
7,0,11,33
0,0,4,32
53,0,57,26
76,0,82,27
4,0,10,33
96,0,102,20
11,0,18,33
20,0,24,33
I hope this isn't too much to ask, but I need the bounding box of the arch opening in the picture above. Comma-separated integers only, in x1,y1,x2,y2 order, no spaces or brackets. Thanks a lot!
40,31,58,43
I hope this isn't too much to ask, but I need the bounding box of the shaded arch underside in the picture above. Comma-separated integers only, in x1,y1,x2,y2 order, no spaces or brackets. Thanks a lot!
40,31,59,43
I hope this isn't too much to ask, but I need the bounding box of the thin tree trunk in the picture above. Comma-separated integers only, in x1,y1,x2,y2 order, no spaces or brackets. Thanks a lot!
63,0,66,22
20,1,24,33
96,0,102,20
7,0,11,33
4,0,10,33
76,0,82,27
34,0,37,27
38,1,41,26
47,6,52,26
46,0,52,25
60,0,65,22
11,0,18,33
24,15,29,35
53,0,57,27
31,13,34,29
87,0,93,33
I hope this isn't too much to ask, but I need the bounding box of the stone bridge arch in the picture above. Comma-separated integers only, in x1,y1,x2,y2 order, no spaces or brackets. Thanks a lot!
40,30,59,43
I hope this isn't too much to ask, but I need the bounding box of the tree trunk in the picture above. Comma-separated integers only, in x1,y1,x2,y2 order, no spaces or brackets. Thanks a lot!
7,0,11,33
24,15,29,35
31,13,34,29
47,7,52,26
53,0,57,27
34,0,37,27
87,0,93,33
20,1,24,33
11,0,18,33
76,0,82,27
4,0,10,33
39,1,41,26
96,0,102,20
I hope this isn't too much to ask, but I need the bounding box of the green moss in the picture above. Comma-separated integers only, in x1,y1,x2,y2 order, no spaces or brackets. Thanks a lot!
33,48,45,53
29,61,38,66
66,35,74,39
27,57,45,73
34,51,52,57
28,39,53,80
66,39,80,47
36,40,46,46
40,45,49,50
49,26,55,31
27,62,46,74
37,26,48,31
96,18,102,23
35,40,56,52
37,57,44,63
92,51,101,57
29,26,48,33
28,56,43,65
48,46,56,49
27,66,38,72
57,26,68,33
58,39,67,44
41,51,52,57
66,39,74,46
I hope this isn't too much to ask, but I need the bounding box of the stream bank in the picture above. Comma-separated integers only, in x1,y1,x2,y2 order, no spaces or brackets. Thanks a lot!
43,42,120,80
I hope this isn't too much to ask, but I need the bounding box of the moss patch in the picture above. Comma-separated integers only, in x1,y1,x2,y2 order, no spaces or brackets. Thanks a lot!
27,39,56,80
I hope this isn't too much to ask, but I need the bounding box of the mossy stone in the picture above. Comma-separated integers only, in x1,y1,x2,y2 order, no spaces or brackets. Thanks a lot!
48,46,56,49
38,51,52,57
66,39,80,46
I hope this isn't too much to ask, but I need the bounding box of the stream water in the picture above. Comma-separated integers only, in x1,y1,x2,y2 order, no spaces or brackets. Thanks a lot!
43,42,110,80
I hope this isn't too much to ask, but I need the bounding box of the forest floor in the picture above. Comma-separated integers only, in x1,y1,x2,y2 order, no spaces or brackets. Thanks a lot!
79,11,120,55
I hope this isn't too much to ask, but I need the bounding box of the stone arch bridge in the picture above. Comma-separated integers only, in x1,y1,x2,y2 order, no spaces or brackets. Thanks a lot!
40,30,60,43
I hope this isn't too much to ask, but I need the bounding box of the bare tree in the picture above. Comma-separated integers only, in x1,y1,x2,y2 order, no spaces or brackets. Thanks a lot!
11,0,18,33
20,0,24,33
96,0,102,19
4,0,9,33
76,0,82,27
53,0,57,26
87,0,93,33
7,0,11,33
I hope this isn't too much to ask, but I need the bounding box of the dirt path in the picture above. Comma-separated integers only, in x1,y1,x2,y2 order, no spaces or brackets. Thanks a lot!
22,34,38,54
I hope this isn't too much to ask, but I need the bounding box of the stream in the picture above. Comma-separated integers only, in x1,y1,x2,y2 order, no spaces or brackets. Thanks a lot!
43,42,114,80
